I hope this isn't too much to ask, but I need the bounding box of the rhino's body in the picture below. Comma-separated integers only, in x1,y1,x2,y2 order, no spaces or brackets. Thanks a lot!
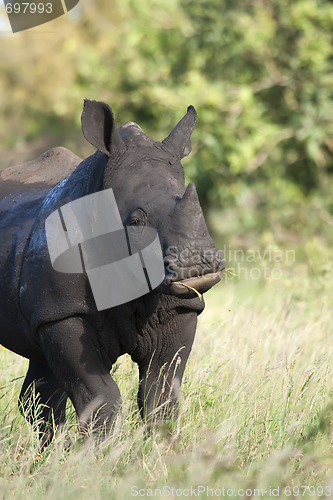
0,147,82,357
0,102,223,445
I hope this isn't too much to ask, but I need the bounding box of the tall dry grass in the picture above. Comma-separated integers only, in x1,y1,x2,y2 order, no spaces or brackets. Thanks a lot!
1,260,332,499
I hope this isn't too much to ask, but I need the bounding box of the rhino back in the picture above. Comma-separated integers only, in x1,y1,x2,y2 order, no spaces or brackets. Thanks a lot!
0,146,82,276
0,150,105,358
0,147,82,191
19,152,107,336
0,147,80,357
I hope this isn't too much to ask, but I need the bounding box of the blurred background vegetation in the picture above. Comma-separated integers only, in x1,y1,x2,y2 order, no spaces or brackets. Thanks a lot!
1,0,333,253
1,3,333,489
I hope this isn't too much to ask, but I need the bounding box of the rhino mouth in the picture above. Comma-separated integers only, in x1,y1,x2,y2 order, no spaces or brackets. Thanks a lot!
157,246,225,298
158,269,224,298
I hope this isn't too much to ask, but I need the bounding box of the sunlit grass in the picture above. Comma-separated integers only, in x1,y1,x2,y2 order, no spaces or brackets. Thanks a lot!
1,260,333,499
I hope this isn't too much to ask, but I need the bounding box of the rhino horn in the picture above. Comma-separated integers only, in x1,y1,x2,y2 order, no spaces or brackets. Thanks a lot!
173,182,210,238
162,106,197,159
81,100,126,158
175,182,202,219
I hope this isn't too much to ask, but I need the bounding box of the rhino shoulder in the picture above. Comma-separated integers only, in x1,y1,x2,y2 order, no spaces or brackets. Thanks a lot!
0,147,82,188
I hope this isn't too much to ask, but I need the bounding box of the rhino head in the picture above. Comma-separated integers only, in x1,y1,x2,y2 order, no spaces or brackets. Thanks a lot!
81,100,224,299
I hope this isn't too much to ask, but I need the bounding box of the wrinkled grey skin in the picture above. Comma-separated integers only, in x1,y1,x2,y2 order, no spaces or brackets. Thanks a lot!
0,101,223,446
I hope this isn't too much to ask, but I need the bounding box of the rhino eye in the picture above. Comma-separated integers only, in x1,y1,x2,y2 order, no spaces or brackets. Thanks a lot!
129,209,146,226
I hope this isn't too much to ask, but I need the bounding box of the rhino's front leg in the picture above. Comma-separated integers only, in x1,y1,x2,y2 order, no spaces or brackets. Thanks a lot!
38,316,121,440
134,309,197,424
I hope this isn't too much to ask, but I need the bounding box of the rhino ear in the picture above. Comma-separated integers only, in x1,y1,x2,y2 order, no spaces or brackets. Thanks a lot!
81,100,125,157
162,105,197,159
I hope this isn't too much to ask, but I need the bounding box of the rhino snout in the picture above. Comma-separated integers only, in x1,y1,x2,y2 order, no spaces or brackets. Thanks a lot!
160,247,225,298
163,247,224,282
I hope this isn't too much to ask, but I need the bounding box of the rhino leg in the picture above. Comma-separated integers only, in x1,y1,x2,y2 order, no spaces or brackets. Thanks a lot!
38,316,122,441
18,360,67,448
135,309,197,425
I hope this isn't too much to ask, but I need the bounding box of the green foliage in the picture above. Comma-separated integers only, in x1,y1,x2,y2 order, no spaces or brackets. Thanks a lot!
1,3,333,492
1,0,333,243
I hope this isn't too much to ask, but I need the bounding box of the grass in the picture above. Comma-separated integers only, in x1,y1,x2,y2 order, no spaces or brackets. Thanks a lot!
1,255,333,499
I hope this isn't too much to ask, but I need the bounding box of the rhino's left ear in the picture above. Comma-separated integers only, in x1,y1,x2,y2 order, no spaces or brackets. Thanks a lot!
162,105,197,159
81,99,125,157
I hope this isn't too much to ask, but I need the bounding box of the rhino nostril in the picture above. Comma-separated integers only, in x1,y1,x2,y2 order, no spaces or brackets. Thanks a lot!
164,272,176,285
